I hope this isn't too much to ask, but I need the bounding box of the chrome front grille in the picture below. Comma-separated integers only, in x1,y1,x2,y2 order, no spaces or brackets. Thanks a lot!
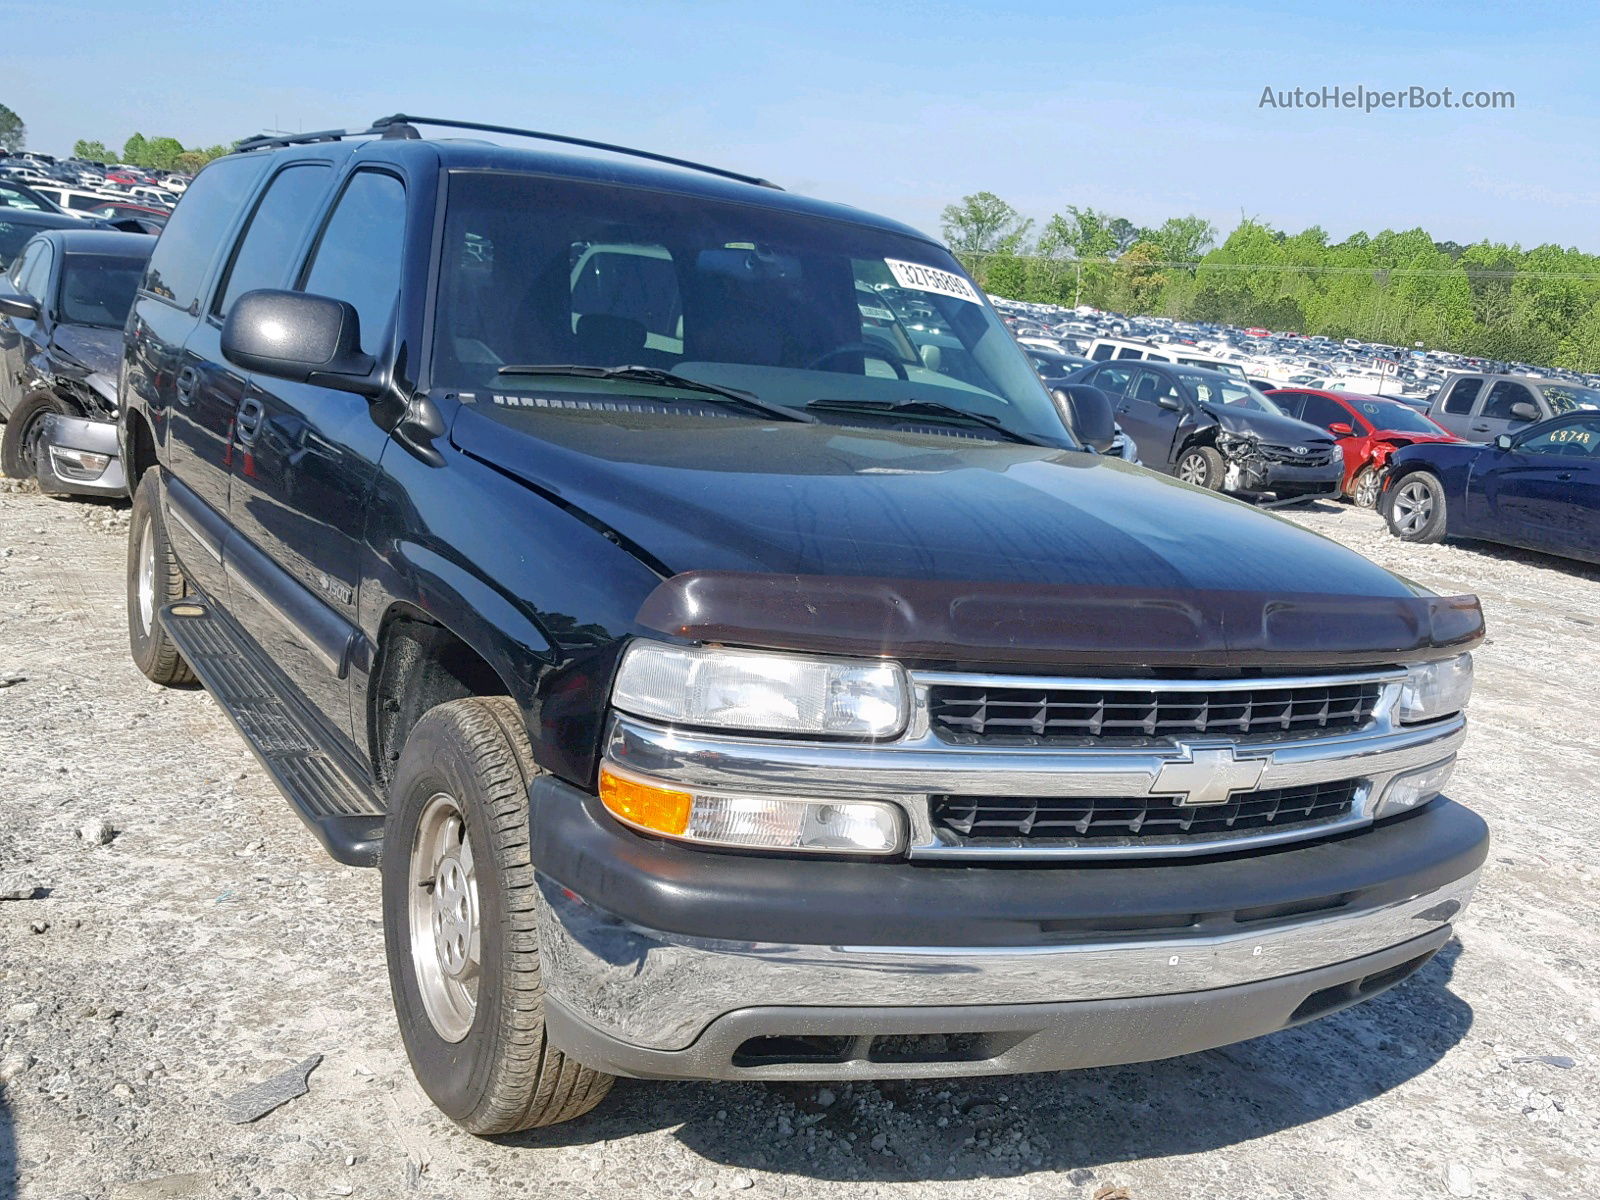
1258,442,1336,466
928,679,1382,745
931,779,1360,846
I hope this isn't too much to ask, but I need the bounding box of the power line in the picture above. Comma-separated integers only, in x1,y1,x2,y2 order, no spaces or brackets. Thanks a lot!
953,251,1600,281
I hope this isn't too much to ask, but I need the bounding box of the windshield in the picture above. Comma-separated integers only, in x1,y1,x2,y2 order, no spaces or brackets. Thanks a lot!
432,171,1068,444
1174,371,1286,414
1542,385,1600,414
1350,397,1442,433
1175,355,1244,378
59,254,146,327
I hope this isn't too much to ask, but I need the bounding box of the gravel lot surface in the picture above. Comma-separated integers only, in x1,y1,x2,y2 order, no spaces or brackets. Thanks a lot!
1,480,1596,1200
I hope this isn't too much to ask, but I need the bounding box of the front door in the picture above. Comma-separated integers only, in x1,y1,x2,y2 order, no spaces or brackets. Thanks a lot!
225,168,411,741
1471,415,1600,558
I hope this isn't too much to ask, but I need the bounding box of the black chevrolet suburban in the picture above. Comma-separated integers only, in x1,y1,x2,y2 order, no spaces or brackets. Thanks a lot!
119,115,1487,1135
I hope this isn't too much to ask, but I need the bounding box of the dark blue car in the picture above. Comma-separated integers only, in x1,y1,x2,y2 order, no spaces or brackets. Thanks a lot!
1379,410,1600,564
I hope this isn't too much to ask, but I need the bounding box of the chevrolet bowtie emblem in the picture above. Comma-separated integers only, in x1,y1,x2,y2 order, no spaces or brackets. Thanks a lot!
1151,745,1267,807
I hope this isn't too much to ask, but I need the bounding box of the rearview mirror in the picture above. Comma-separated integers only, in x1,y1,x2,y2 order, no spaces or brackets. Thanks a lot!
0,293,39,321
1329,422,1353,436
1157,394,1183,411
1052,385,1116,453
1510,401,1538,422
221,289,382,398
1494,433,1514,450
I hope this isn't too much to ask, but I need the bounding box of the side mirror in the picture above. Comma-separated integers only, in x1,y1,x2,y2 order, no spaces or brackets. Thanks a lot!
1329,422,1354,436
1510,401,1538,422
1494,434,1514,450
221,289,382,398
1052,385,1116,454
0,293,39,321
1157,393,1183,411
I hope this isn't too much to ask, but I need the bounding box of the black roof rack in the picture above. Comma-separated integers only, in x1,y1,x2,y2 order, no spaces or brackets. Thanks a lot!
234,114,780,191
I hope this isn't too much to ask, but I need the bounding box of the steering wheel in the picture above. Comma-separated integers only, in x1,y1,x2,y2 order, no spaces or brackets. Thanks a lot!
807,341,910,380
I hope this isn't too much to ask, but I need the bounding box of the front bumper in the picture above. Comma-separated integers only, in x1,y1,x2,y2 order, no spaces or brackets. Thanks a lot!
1223,455,1343,502
34,413,127,497
531,780,1487,1080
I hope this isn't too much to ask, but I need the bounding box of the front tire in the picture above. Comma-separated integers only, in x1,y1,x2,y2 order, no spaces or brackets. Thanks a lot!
1176,445,1225,490
382,697,614,1135
1,391,69,480
1384,471,1448,543
126,469,196,685
1350,466,1382,508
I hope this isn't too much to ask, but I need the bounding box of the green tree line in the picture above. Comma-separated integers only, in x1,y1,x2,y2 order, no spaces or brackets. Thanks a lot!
942,191,1600,371
71,134,232,174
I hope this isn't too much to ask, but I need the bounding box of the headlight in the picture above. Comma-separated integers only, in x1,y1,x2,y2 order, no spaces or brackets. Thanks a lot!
611,642,909,739
47,446,112,481
598,764,905,855
1398,654,1473,723
1375,756,1456,818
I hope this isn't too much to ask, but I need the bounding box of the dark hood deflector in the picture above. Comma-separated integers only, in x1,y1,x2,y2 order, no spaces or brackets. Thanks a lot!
637,572,1484,669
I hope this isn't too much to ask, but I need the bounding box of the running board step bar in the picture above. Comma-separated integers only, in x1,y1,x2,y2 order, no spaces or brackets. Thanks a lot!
160,599,386,867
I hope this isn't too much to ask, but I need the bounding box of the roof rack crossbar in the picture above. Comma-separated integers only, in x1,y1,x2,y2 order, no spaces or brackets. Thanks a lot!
367,113,780,189
234,127,355,152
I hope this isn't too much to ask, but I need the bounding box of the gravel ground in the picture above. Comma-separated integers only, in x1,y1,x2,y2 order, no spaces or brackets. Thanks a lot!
1,480,1596,1200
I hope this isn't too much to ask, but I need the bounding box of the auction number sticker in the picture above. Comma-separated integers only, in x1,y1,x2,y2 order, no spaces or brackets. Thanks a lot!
885,258,981,304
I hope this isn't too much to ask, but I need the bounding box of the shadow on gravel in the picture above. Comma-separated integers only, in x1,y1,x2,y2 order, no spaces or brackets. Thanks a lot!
509,941,1471,1183
1,1087,15,1200
1444,538,1600,582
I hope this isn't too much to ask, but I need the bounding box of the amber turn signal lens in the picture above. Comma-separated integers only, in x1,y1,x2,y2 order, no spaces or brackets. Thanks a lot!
598,765,692,836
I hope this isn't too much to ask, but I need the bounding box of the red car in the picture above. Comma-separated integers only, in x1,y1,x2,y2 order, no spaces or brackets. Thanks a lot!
1244,326,1270,337
1267,388,1460,507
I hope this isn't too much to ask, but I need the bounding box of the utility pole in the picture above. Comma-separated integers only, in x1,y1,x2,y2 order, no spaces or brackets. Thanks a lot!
1074,260,1082,308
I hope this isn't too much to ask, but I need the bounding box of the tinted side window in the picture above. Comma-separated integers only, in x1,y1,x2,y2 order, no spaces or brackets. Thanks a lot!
9,242,41,289
142,154,269,310
1115,346,1143,359
17,242,53,303
301,171,407,355
213,163,332,317
1298,394,1350,430
1270,391,1307,420
1090,343,1114,361
1093,364,1135,396
1482,381,1535,420
1442,378,1482,415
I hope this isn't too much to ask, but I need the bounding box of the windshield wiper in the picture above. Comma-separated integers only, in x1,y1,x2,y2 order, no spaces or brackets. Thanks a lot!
496,364,811,423
804,397,1046,446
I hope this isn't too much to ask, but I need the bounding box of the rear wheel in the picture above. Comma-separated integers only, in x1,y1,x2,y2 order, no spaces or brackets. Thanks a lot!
1176,445,1224,490
1350,467,1382,508
1384,471,1448,543
126,469,196,685
382,696,614,1134
1,391,69,480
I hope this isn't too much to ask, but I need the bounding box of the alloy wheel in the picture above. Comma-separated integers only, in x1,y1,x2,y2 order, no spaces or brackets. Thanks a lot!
408,792,481,1042
1392,480,1435,534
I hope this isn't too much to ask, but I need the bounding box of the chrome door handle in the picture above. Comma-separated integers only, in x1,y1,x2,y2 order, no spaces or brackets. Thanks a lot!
175,366,198,405
236,397,265,445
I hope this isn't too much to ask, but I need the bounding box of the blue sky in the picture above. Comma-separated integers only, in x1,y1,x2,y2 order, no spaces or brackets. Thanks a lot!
8,0,1598,251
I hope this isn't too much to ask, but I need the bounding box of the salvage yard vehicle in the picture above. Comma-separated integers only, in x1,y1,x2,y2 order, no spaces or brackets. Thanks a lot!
1070,359,1343,502
0,227,153,495
1380,410,1600,563
1426,372,1600,443
1269,387,1460,507
120,113,1486,1135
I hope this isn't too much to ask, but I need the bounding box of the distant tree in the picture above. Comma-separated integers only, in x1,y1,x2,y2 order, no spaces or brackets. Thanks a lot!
72,139,111,162
1039,207,1119,261
0,103,25,151
1146,216,1217,265
201,144,231,162
940,192,1033,255
173,151,207,173
142,137,185,170
1107,217,1146,257
122,132,149,166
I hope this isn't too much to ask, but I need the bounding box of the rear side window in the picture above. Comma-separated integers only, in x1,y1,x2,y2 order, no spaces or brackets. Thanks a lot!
213,163,332,318
301,171,407,355
1090,342,1114,361
1093,364,1136,396
142,154,268,310
1442,378,1482,415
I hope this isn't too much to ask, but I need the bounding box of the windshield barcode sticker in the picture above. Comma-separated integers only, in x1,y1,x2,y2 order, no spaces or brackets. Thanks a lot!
885,258,981,305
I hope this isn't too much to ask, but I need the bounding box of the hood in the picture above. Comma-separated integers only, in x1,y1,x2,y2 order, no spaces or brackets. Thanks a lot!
451,397,1416,602
50,324,123,381
1204,404,1334,446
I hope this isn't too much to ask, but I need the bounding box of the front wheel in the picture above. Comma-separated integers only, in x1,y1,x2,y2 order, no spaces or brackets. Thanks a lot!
1,391,68,480
1176,445,1225,490
382,697,614,1135
1350,466,1383,509
1384,471,1448,543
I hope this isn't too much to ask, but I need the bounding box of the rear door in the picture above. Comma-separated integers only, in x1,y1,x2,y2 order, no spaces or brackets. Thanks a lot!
1472,379,1540,442
224,166,413,739
134,153,270,597
1430,376,1483,439
1471,415,1600,558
